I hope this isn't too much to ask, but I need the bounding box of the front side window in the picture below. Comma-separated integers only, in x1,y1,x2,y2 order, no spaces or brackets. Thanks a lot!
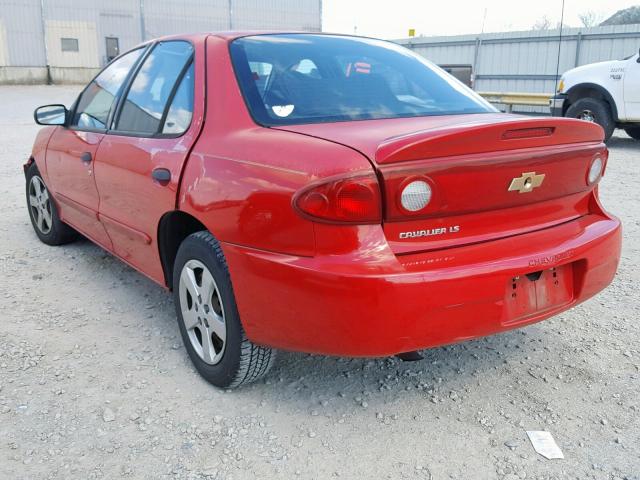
116,41,193,135
72,48,143,130
230,34,496,126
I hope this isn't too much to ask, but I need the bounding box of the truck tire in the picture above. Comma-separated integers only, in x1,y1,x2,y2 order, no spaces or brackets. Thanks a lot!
173,231,276,389
565,98,615,142
624,127,640,140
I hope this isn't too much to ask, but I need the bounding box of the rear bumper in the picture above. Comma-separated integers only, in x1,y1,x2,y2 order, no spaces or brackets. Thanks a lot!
223,213,621,357
550,93,568,117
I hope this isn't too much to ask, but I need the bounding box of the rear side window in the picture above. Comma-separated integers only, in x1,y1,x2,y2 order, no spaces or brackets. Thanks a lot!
116,41,193,135
230,34,495,126
162,63,194,134
72,48,143,130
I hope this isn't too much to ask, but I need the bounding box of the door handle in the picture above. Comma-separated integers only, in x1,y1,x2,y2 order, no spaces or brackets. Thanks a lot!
80,152,92,163
152,168,171,185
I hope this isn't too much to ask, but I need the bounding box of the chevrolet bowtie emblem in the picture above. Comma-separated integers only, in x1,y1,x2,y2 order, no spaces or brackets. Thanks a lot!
508,172,545,193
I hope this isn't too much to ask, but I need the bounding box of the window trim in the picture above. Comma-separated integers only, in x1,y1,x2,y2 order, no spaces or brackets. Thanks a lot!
157,59,194,135
107,44,156,131
67,45,151,134
109,40,195,140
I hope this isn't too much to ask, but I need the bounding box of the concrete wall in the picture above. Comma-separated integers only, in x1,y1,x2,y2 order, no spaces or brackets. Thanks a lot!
0,0,322,84
0,66,48,85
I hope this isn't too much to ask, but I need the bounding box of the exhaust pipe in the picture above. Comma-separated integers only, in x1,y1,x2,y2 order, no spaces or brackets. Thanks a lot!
395,351,424,362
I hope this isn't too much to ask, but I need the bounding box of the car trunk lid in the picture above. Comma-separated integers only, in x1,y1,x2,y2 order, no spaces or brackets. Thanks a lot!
276,114,606,254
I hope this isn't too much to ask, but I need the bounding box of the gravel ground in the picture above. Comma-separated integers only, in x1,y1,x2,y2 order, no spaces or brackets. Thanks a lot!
1,85,639,480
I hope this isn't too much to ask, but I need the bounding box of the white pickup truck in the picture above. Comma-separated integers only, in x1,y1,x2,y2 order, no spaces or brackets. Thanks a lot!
550,48,640,141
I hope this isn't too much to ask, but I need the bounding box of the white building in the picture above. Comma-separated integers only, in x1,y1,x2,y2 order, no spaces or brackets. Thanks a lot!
0,0,322,84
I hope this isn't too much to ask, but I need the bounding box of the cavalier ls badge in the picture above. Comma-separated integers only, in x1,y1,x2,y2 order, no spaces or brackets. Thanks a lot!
508,172,545,193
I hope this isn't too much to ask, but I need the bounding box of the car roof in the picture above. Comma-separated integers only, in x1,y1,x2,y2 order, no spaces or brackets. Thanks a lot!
212,31,309,40
150,31,347,44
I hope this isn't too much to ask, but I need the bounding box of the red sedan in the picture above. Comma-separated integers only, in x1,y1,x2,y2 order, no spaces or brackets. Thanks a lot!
27,32,621,388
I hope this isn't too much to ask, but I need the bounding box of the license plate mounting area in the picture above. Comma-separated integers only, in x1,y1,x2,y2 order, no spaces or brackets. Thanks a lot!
503,263,574,325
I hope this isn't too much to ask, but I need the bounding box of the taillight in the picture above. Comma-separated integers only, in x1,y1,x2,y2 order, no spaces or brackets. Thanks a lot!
587,151,607,185
383,174,439,220
400,180,432,211
294,174,381,224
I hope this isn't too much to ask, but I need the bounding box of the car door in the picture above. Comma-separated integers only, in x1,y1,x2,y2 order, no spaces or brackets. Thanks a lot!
45,48,145,248
94,40,204,283
624,52,640,120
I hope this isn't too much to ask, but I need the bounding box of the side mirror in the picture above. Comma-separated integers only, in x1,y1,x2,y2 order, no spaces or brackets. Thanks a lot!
34,104,68,126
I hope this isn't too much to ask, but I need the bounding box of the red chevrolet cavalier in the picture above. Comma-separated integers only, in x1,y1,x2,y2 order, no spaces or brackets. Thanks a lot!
27,33,621,388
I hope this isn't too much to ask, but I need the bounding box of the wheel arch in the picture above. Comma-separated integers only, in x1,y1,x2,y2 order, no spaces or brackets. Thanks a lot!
157,210,208,289
23,156,35,178
565,83,618,122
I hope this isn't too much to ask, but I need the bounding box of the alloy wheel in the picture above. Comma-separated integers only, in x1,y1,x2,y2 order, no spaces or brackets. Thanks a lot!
29,176,53,235
178,259,226,365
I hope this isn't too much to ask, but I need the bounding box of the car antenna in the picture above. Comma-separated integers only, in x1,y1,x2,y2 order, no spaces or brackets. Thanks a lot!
552,0,566,116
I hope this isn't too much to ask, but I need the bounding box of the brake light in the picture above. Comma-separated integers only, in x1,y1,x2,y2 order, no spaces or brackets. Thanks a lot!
294,174,381,223
502,127,555,140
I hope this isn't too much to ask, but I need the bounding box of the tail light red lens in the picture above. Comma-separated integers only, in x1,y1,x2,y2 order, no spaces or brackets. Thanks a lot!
294,175,381,224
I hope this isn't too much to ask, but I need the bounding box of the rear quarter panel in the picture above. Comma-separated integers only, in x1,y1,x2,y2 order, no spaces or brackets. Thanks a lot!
178,35,376,257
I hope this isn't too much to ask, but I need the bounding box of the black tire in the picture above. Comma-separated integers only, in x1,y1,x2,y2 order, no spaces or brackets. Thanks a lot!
624,126,640,140
172,231,276,388
25,162,78,246
565,98,615,142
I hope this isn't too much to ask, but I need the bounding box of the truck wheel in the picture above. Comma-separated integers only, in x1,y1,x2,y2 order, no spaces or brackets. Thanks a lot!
173,231,276,389
624,127,640,140
565,98,615,142
25,162,78,246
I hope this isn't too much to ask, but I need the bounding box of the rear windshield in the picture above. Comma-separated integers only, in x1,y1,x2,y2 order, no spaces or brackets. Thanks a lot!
229,34,496,126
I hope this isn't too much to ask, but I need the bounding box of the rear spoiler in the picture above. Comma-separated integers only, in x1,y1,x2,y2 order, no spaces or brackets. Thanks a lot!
375,117,605,164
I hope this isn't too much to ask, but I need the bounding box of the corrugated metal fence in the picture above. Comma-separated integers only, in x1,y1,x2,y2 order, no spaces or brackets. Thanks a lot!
0,0,321,84
396,24,640,111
